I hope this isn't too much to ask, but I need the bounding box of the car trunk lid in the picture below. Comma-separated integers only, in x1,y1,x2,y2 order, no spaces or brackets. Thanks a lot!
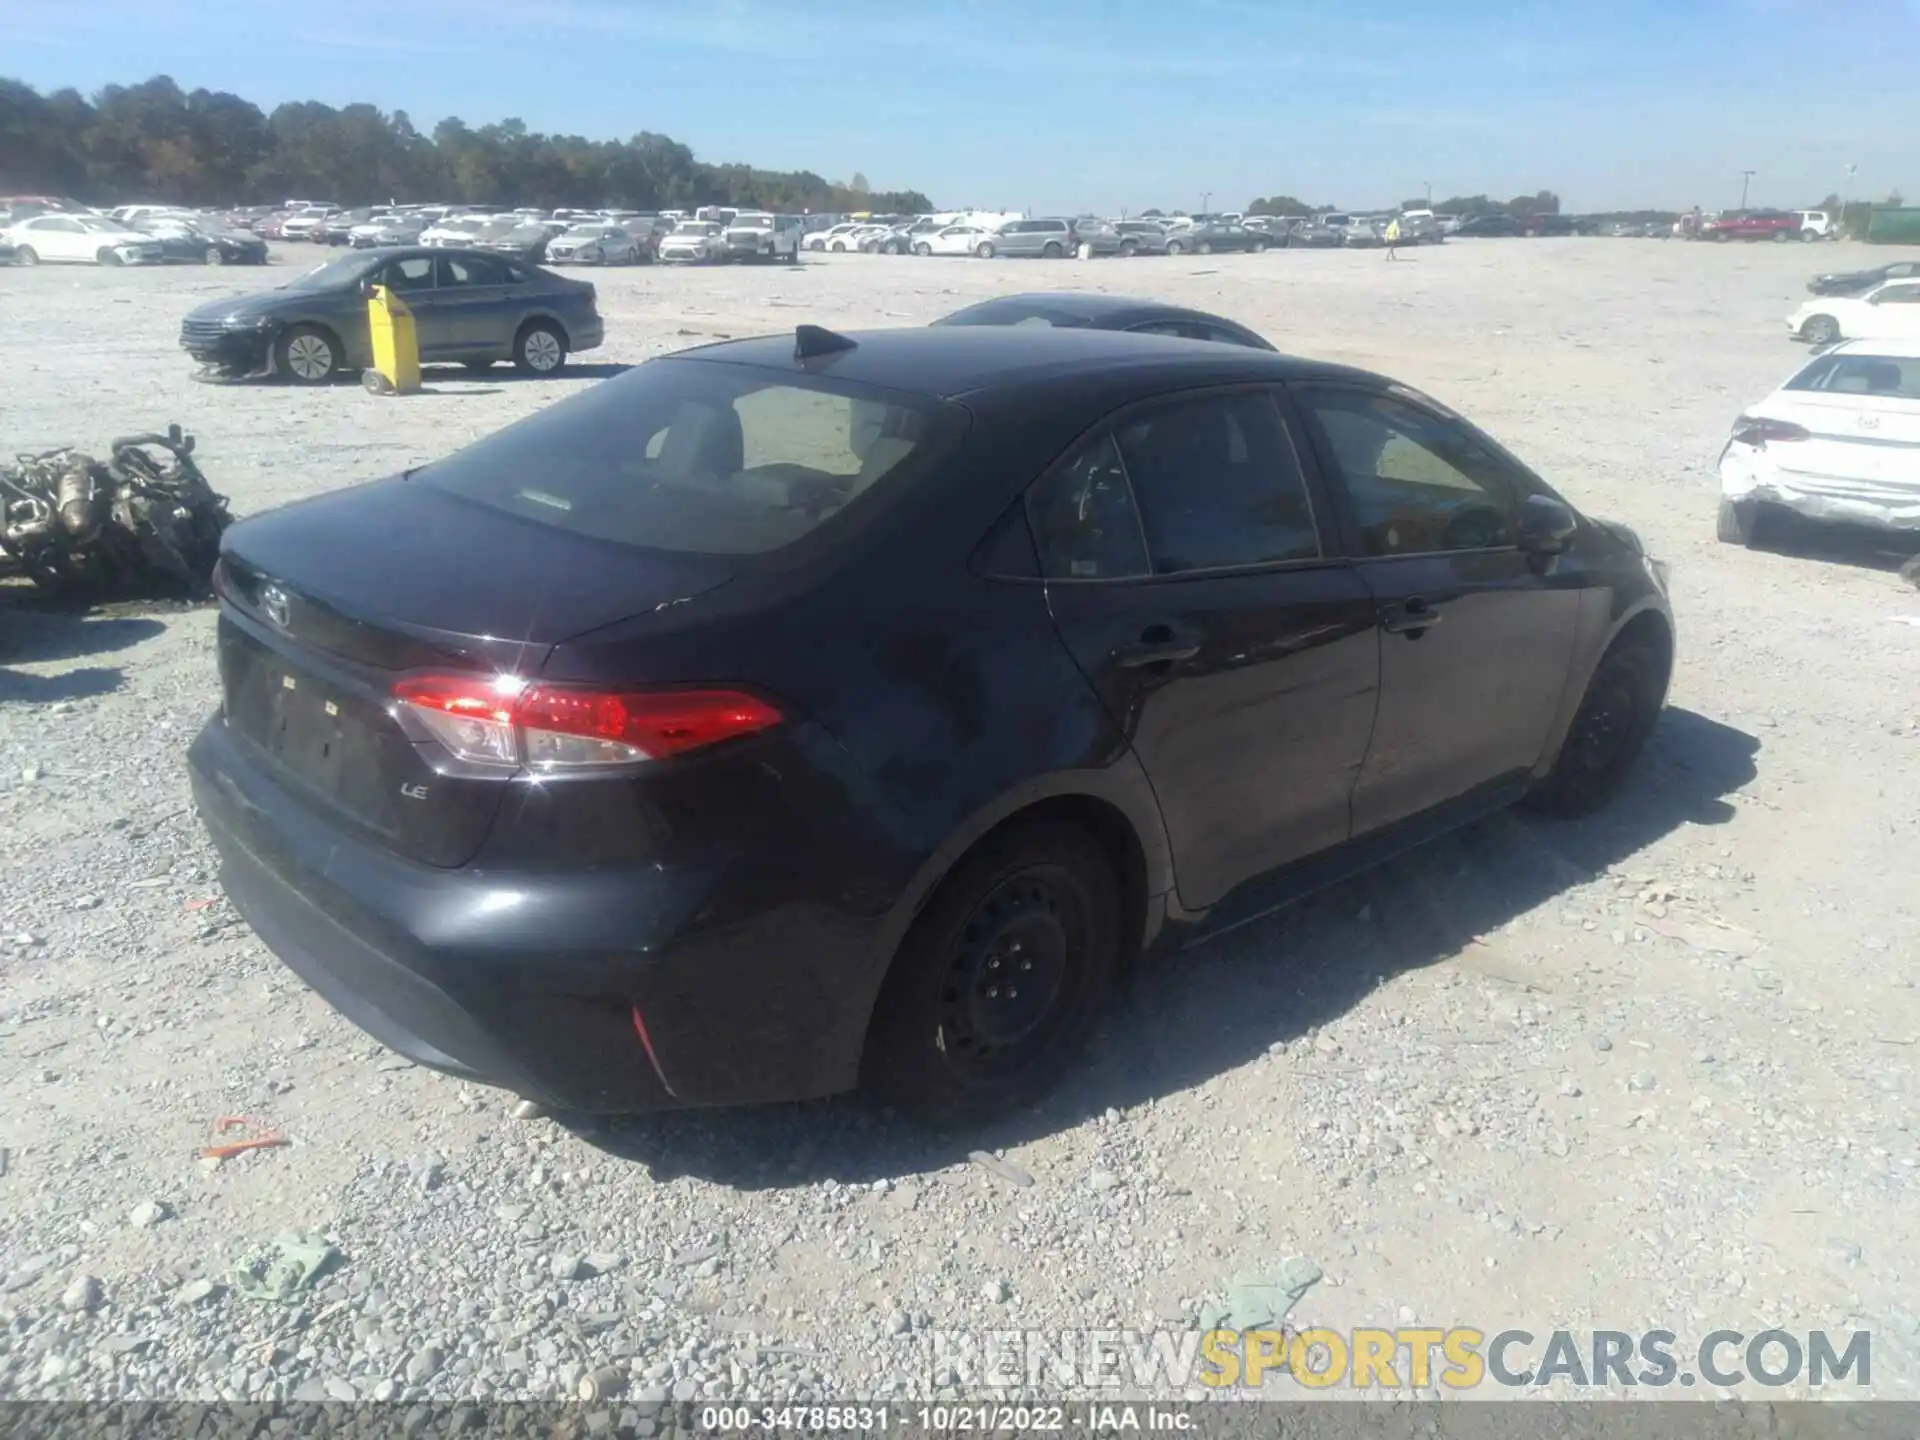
215,477,736,866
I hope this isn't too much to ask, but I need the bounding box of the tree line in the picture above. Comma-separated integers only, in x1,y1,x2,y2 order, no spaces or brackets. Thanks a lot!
1244,190,1563,217
0,76,933,215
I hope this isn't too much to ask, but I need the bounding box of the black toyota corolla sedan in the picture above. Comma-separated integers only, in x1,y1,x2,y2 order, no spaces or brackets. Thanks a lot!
189,324,1674,1124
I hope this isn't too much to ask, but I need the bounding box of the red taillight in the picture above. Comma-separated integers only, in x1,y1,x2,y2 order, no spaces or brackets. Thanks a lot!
1731,414,1810,446
392,674,780,770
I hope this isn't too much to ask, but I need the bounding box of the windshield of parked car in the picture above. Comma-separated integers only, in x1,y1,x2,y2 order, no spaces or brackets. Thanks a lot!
563,224,613,238
674,222,720,236
417,360,963,556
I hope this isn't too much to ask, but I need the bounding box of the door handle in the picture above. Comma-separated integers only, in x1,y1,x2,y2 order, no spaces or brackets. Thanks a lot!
1113,626,1201,668
1380,598,1443,635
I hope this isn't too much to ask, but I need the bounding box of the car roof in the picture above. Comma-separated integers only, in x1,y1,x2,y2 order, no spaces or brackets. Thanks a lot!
668,324,1371,400
1823,338,1920,360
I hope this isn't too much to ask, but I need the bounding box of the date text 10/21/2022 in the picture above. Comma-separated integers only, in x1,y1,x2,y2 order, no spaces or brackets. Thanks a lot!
697,1405,1194,1433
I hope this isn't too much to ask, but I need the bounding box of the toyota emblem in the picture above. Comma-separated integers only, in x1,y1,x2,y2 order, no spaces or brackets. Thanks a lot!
260,584,291,629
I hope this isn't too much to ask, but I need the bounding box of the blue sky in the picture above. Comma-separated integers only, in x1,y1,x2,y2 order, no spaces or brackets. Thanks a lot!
4,0,1915,213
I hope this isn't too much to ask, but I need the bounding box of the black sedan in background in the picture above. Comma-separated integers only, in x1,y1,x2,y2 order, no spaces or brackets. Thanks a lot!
1163,221,1274,255
179,247,604,382
933,291,1275,349
1806,258,1920,297
134,218,270,266
189,325,1673,1124
1453,214,1522,237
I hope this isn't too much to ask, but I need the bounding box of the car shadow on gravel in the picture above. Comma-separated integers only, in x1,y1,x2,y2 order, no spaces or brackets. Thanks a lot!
569,705,1758,1189
0,604,164,703
1746,512,1920,576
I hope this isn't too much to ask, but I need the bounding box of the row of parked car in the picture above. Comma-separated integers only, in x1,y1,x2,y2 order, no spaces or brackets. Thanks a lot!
0,204,268,266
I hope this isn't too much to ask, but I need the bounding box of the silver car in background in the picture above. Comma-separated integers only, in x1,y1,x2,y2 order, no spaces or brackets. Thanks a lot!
546,224,647,265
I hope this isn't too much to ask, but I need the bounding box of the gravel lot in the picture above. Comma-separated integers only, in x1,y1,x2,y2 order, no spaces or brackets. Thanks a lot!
3,239,1918,1408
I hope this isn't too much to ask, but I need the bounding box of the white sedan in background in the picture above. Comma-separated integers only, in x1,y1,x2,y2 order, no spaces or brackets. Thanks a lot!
804,223,867,253
916,224,997,257
657,221,727,263
1787,278,1920,347
4,213,165,265
1718,340,1920,542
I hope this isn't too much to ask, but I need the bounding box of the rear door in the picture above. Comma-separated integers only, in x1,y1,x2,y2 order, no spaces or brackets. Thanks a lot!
1034,387,1380,910
434,252,516,358
1856,282,1920,340
1291,384,1580,835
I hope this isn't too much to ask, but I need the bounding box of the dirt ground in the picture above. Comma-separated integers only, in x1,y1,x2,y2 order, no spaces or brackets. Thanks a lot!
2,239,1917,1405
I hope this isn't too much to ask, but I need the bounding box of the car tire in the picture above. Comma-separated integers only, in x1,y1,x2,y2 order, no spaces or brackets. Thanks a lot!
1715,497,1758,546
1119,240,1137,257
1077,241,1095,260
1800,230,1818,243
1043,241,1064,259
1197,241,1213,255
205,245,225,265
862,822,1122,1126
830,242,846,253
1252,239,1270,252
512,320,567,376
975,242,995,259
97,248,123,266
1771,231,1790,244
1801,314,1841,346
1166,241,1186,255
1713,230,1730,243
15,246,37,266
914,242,932,257
275,324,340,385
1521,636,1666,819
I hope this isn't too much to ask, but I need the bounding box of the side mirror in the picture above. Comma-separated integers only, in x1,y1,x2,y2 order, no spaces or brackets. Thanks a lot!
1517,494,1578,555
358,278,379,299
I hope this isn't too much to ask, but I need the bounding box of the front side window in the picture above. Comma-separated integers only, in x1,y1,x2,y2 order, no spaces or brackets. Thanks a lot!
1297,388,1516,556
377,255,436,291
1873,282,1920,305
1115,393,1321,574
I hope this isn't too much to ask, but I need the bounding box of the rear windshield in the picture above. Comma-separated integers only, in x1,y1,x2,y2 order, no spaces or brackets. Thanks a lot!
1786,353,1920,401
417,360,963,556
933,301,1093,329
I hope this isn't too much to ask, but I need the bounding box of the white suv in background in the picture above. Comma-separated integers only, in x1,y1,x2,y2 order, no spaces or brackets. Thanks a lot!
1796,210,1839,240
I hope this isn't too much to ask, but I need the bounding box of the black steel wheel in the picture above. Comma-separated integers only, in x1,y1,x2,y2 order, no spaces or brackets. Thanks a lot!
863,823,1121,1125
1523,638,1665,818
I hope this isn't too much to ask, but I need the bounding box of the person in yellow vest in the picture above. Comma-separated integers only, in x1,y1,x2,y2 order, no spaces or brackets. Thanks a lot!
1383,215,1402,259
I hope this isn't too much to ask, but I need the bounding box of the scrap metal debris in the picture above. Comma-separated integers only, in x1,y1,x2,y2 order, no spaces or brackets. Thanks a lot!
231,1232,341,1304
0,425,231,602
200,1115,289,1163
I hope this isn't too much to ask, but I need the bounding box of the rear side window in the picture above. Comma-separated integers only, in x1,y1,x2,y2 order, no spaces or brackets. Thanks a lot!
1786,353,1920,399
1116,393,1321,573
1026,434,1150,580
419,362,960,556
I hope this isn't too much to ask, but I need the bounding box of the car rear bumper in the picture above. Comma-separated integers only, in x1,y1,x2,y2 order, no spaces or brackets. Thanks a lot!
188,714,881,1112
1720,446,1920,531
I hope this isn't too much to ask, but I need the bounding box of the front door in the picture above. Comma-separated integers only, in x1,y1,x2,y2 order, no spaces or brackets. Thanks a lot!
369,253,448,358
1290,385,1581,834
1034,388,1381,910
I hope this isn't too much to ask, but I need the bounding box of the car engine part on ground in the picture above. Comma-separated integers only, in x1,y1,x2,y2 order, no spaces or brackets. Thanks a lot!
0,425,232,601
